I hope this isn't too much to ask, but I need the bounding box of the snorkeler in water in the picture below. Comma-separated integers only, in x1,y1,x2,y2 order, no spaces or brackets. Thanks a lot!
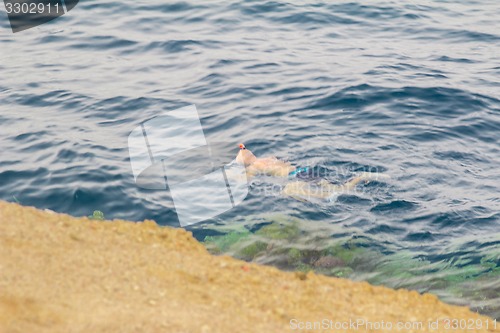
235,143,296,177
235,143,388,200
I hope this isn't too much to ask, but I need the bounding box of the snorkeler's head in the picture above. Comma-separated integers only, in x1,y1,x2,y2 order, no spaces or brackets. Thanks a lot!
236,143,256,165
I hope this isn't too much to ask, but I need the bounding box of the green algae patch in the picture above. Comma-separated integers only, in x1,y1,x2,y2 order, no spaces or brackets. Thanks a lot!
203,231,251,253
255,221,300,240
331,266,354,278
287,248,303,265
323,243,368,265
237,241,269,260
88,210,105,220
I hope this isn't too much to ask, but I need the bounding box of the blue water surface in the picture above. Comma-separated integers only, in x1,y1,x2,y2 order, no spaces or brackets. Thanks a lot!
0,0,498,318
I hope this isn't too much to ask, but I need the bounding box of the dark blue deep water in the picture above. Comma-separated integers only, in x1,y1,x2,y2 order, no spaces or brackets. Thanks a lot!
1,0,499,318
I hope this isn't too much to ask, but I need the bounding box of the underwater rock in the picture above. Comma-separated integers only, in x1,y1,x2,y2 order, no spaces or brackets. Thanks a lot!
313,255,345,268
287,248,302,265
255,221,300,240
237,241,268,260
331,266,354,278
203,231,250,253
88,210,105,220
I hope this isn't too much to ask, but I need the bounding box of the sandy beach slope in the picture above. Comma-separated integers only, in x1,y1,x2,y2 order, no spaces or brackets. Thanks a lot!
0,201,497,333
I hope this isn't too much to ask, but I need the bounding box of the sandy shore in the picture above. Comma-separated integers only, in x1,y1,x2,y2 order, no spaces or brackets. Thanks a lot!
0,201,497,333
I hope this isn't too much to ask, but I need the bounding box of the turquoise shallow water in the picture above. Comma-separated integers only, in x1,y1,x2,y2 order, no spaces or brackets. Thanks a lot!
0,0,499,318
